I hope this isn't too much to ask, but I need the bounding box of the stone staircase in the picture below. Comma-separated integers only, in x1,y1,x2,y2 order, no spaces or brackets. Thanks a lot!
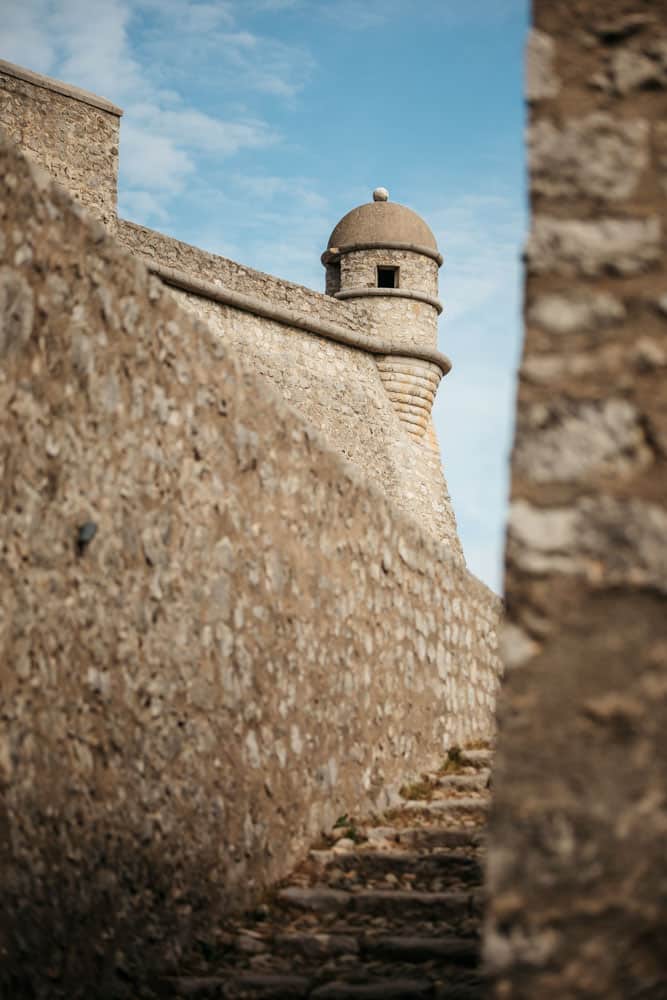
161,748,492,1000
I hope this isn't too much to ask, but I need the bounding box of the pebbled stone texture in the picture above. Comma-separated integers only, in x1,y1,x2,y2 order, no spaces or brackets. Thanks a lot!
115,225,462,560
488,2,667,997
338,247,439,303
0,61,120,229
0,134,501,997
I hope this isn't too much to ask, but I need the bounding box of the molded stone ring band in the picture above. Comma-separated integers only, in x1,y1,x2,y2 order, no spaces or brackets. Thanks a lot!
333,287,444,314
147,261,452,376
322,242,444,266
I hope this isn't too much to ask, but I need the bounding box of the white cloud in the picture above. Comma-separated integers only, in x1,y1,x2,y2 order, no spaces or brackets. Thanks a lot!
436,361,517,594
166,166,333,294
1,0,289,226
430,193,525,326
118,189,170,225
3,2,55,72
2,0,524,595
424,188,525,592
120,124,194,194
216,31,314,98
232,173,327,211
319,2,390,29
49,0,143,99
251,0,300,8
138,0,235,33
128,105,278,157
316,0,523,30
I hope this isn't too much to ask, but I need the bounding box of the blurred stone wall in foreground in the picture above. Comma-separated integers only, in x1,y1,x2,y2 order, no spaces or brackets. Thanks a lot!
486,2,667,997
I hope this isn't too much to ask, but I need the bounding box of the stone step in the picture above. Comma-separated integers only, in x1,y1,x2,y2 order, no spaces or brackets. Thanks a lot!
394,827,485,851
167,776,491,999
435,772,491,792
360,824,487,849
363,934,479,965
311,978,486,1000
167,971,487,1000
458,749,493,768
277,888,350,914
272,931,360,959
310,980,433,999
244,930,480,967
352,889,481,919
397,797,489,817
310,848,483,885
277,886,479,919
166,973,311,997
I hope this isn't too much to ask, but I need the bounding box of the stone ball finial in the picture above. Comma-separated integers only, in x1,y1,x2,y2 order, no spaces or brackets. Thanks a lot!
373,187,389,202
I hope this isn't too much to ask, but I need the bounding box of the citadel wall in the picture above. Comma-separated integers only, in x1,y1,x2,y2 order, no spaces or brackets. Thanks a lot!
0,134,501,989
486,2,667,996
0,57,462,557
117,220,462,555
0,58,121,229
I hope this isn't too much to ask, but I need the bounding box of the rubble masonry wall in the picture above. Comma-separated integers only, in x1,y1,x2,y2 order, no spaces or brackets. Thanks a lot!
0,135,502,985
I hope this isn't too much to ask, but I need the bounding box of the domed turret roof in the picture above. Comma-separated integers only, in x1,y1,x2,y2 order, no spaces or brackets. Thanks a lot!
327,189,439,256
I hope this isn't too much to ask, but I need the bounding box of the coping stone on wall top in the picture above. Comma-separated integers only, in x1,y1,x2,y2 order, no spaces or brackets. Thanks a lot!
0,58,123,117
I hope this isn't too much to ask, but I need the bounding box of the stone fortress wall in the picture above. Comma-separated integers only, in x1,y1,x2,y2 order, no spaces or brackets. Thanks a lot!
0,59,121,229
0,55,502,983
118,221,461,556
486,2,667,997
0,131,501,984
7,8,667,993
0,57,462,558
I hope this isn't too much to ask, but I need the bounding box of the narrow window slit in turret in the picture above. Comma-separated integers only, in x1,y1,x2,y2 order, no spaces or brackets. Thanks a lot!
377,266,399,288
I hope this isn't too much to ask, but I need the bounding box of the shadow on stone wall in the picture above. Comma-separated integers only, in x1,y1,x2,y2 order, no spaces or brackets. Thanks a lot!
0,801,226,998
0,133,502,995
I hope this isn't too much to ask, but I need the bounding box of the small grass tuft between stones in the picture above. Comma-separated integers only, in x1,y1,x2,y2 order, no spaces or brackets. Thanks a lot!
329,814,363,843
337,820,363,843
399,777,435,801
437,746,464,774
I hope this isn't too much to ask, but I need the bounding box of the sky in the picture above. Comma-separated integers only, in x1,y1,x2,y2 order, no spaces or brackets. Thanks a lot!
4,0,529,593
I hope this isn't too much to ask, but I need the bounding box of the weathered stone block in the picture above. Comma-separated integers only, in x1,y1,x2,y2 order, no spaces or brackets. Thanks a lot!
527,292,626,335
529,114,648,200
525,29,560,101
655,122,667,197
610,38,667,93
526,216,662,277
507,497,667,590
512,399,652,484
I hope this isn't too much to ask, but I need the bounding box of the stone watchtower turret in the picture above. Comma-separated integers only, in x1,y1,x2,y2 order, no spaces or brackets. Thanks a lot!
322,188,462,559
321,187,446,447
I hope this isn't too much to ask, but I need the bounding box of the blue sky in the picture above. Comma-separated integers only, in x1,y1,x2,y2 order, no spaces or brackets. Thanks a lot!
4,0,529,592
